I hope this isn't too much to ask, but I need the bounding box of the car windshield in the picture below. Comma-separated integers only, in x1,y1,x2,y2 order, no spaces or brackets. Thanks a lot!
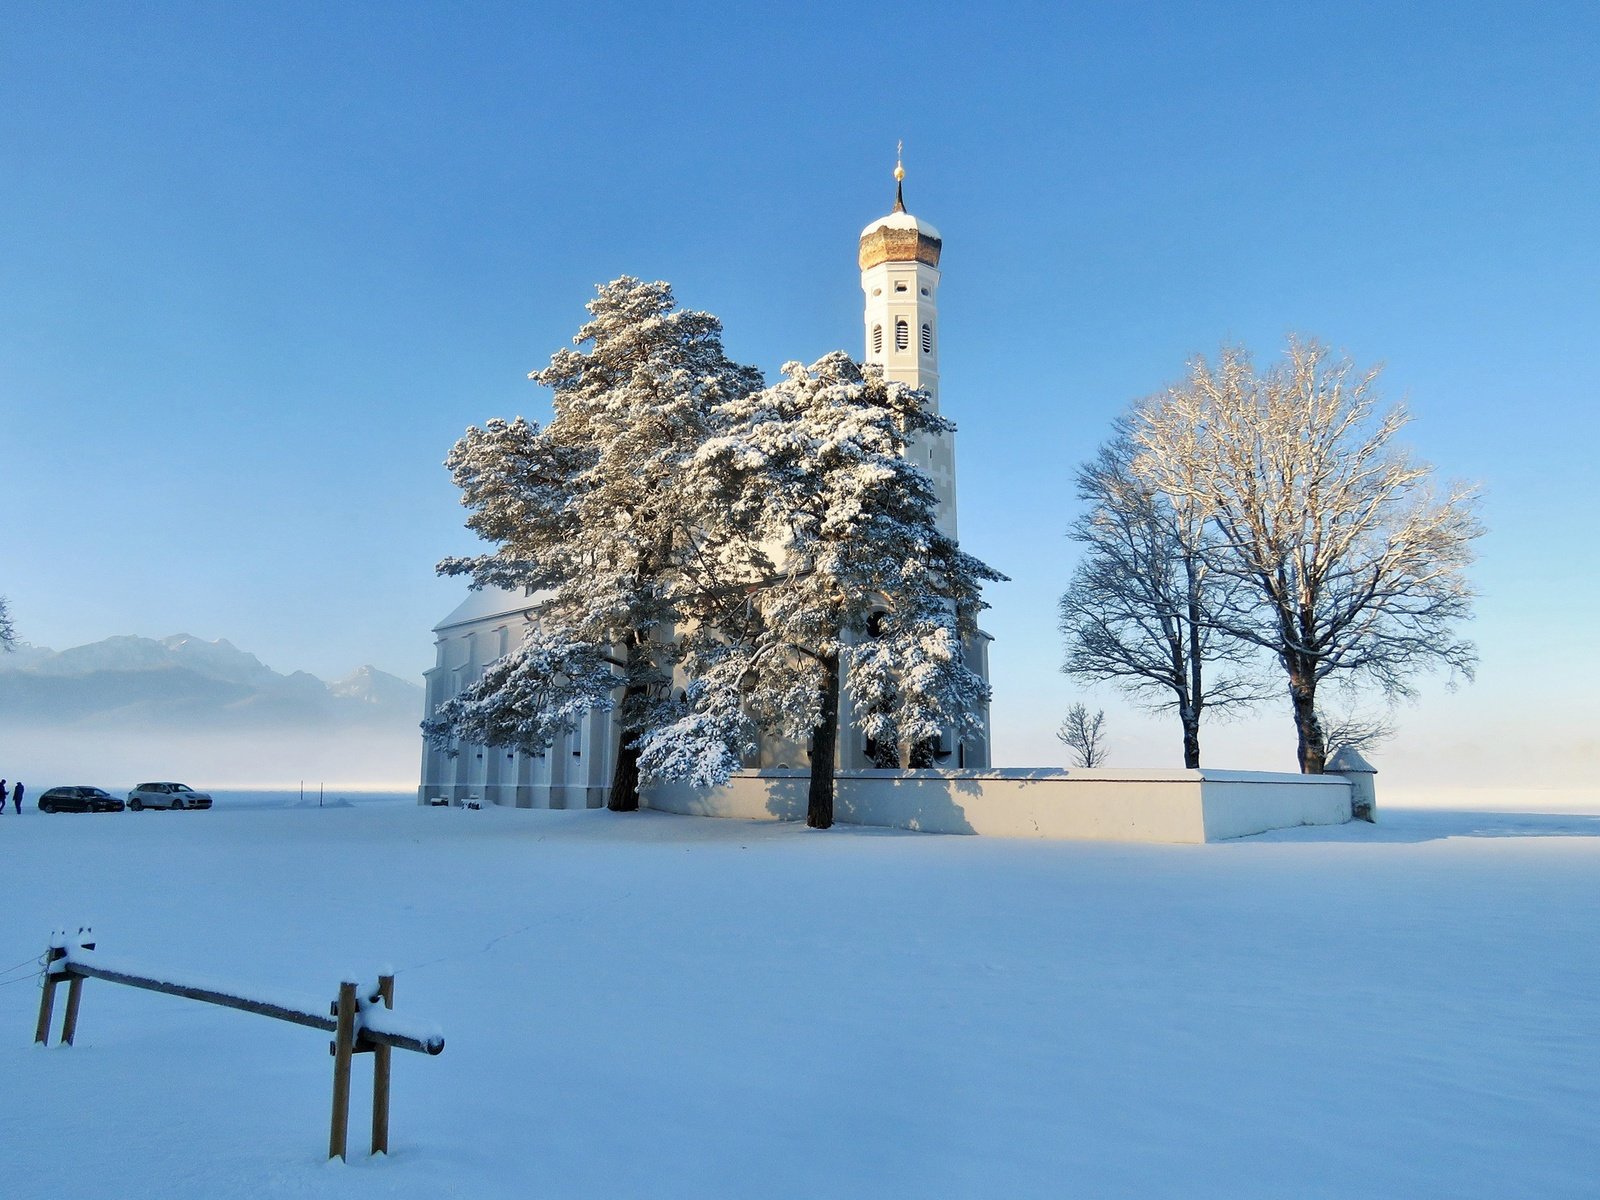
174,784,194,792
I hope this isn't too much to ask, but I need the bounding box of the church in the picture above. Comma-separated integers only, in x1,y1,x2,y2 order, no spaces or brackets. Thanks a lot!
418,168,992,807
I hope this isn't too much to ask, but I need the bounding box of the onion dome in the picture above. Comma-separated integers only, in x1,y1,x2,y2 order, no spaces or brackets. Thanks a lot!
859,150,942,270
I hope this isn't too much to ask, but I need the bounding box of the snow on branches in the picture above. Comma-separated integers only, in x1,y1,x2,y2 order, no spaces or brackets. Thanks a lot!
431,285,1002,823
430,277,763,810
422,630,619,756
638,352,1004,827
1127,337,1483,773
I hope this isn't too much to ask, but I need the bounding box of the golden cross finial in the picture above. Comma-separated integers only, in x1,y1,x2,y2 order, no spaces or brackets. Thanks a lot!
894,140,905,182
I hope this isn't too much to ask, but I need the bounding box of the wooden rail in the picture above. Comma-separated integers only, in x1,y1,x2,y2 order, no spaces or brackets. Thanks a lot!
34,929,442,1159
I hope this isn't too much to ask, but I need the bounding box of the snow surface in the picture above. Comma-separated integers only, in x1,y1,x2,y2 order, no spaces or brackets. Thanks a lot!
2,795,1595,1198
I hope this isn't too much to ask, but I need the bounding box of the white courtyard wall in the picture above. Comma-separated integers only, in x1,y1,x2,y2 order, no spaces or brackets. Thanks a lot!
643,768,1353,844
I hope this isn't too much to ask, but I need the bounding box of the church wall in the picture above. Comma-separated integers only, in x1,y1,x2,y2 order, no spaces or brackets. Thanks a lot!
418,605,610,809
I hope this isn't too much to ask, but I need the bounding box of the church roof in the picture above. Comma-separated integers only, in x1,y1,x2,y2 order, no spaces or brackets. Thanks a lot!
858,209,942,270
858,208,942,243
432,584,542,634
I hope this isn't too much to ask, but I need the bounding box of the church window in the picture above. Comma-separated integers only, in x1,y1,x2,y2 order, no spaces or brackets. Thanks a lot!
894,281,908,293
872,324,883,354
895,318,909,351
920,286,930,296
921,323,932,354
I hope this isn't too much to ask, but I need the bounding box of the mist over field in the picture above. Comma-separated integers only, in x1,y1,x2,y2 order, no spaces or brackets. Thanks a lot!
0,634,422,790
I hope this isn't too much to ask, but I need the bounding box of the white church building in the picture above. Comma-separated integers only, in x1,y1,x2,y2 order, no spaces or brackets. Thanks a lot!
419,172,992,808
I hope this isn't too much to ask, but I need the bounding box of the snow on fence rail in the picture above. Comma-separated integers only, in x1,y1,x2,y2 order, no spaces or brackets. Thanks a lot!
33,928,444,1160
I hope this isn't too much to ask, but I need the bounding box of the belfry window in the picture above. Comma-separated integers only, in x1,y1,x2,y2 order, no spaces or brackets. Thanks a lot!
921,323,933,354
895,318,909,351
872,324,883,355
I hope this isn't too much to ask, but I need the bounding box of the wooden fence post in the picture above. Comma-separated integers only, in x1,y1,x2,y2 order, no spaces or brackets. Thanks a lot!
371,974,394,1156
328,980,358,1161
60,973,86,1046
34,945,65,1045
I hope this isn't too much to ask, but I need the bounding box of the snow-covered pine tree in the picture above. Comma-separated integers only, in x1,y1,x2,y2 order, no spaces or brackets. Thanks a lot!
426,277,764,811
638,352,1004,829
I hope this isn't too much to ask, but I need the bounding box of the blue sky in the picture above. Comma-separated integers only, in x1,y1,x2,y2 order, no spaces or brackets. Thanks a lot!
3,2,1596,793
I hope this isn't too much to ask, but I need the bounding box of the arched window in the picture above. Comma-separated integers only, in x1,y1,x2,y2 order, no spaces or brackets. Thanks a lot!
921,323,933,354
895,318,909,351
872,324,883,355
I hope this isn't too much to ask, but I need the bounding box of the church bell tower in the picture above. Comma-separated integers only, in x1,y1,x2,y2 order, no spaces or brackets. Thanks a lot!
859,151,958,537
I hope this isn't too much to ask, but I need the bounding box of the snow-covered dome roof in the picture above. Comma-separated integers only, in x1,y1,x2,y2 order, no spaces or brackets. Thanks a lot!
858,208,942,243
858,156,943,270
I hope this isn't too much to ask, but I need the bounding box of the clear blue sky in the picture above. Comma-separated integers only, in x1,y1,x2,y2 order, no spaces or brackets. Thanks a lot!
3,2,1596,794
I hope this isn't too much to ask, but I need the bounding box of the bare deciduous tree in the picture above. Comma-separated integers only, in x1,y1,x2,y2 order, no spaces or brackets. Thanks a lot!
1317,694,1398,757
1057,703,1109,767
1059,423,1264,767
1131,338,1482,773
0,597,13,650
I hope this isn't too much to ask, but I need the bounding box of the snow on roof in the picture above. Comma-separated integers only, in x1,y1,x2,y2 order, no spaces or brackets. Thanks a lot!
432,585,544,633
859,209,942,242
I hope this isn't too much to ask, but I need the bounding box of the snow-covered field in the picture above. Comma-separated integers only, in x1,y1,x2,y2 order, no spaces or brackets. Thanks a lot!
2,795,1595,1199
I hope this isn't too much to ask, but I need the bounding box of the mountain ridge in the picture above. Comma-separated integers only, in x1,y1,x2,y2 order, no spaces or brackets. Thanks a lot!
0,634,422,730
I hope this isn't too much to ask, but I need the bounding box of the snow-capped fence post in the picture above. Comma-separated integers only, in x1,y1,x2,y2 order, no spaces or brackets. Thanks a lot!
328,979,358,1161
371,973,395,1156
30,936,443,1161
33,944,65,1045
34,928,93,1046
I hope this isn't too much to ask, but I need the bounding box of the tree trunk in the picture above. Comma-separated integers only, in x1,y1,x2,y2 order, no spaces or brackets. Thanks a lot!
807,651,841,829
608,737,641,811
608,634,651,812
1181,716,1201,770
1287,667,1327,774
1183,553,1204,770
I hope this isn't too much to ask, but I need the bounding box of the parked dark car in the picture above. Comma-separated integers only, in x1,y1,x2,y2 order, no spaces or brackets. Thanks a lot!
38,786,125,814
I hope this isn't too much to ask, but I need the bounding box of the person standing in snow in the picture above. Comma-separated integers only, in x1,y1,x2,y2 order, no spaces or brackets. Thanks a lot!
11,781,20,813
0,780,7,813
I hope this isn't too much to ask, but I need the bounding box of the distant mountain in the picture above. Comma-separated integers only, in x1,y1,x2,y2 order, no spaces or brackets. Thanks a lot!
0,634,422,731
27,634,278,687
330,665,425,709
0,642,58,671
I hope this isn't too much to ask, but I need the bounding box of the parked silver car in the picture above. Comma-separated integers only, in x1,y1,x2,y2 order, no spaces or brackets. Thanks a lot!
127,782,214,811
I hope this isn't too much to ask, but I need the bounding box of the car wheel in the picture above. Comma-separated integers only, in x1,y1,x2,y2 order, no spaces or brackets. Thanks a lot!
129,798,143,811
40,801,53,814
170,798,184,811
